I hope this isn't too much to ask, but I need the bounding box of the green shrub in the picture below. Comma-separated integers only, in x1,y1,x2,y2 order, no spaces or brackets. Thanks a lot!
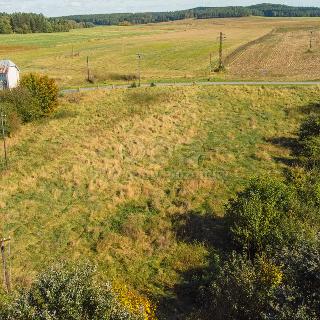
271,238,320,320
225,178,295,255
0,87,41,122
299,115,320,141
196,253,282,320
0,102,21,136
1,263,142,320
20,73,59,116
300,136,320,158
196,243,320,320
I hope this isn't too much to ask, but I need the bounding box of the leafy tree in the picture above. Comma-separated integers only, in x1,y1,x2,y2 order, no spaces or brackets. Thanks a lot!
225,178,295,255
0,13,82,34
0,16,12,34
20,73,59,116
63,4,320,26
195,253,282,320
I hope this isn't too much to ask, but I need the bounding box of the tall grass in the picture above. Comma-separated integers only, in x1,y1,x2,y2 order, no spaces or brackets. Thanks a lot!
1,86,319,306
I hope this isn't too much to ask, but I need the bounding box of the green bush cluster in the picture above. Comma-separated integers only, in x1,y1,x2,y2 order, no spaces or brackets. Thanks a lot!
193,114,320,319
0,263,142,320
225,178,295,255
298,115,320,164
0,73,59,135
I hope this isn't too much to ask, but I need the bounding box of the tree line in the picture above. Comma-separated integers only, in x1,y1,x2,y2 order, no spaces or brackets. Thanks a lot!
0,12,91,34
62,4,320,26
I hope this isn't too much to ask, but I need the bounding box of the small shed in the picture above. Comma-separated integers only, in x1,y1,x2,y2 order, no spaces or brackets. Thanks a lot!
0,60,20,90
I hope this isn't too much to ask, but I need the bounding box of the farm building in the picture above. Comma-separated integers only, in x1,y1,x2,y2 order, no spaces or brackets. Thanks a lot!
0,60,20,90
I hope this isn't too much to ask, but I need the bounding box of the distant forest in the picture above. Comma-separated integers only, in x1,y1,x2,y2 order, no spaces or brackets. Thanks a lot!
62,4,320,26
0,13,91,34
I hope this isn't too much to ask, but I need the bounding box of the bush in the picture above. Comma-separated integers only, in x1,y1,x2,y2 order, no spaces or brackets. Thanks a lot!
197,253,282,320
0,102,21,136
1,263,143,320
20,73,59,116
299,115,320,141
271,238,320,320
298,115,320,164
196,243,320,320
225,178,295,255
0,87,42,122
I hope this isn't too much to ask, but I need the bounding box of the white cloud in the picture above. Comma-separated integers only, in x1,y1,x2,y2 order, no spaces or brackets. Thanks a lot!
0,0,319,17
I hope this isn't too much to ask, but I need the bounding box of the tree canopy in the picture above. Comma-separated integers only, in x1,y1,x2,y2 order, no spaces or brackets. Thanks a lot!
0,12,86,34
61,4,320,26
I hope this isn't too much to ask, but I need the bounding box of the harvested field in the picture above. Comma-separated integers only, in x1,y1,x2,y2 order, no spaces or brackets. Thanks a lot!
227,26,320,80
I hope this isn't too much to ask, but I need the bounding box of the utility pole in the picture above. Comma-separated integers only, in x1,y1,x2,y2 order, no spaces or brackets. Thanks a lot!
1,111,8,168
1,237,11,293
136,53,142,87
309,31,314,51
218,32,226,71
86,56,90,82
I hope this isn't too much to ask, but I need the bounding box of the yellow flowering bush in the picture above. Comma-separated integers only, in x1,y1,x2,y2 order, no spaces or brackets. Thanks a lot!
113,283,157,320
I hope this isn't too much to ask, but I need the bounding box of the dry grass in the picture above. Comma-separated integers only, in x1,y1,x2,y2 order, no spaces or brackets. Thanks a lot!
1,85,319,306
2,17,320,87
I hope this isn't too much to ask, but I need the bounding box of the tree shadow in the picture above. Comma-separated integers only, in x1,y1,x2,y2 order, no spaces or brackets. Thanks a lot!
300,102,320,115
157,212,232,319
172,212,232,254
265,136,303,167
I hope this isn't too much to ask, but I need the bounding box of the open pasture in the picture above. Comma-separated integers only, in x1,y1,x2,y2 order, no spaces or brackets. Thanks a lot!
1,85,320,313
1,17,320,87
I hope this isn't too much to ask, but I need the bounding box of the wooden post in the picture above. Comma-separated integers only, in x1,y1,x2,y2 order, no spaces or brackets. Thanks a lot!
1,238,11,293
217,32,227,71
219,32,223,70
87,56,90,82
1,112,8,168
310,31,314,51
136,53,142,87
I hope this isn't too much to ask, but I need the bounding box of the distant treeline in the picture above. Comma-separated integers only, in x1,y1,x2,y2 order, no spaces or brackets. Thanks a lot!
61,4,320,26
0,12,92,34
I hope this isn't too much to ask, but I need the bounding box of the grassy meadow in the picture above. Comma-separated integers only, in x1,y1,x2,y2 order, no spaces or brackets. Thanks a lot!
2,17,320,87
1,85,320,316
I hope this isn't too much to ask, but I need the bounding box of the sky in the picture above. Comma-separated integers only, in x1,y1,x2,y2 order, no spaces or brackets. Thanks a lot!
1,0,320,17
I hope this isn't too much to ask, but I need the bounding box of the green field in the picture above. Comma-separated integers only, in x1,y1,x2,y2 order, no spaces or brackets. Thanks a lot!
1,85,319,317
2,17,320,87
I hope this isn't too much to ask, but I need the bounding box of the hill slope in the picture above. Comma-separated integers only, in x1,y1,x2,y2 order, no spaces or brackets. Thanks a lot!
61,4,320,26
1,85,319,316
